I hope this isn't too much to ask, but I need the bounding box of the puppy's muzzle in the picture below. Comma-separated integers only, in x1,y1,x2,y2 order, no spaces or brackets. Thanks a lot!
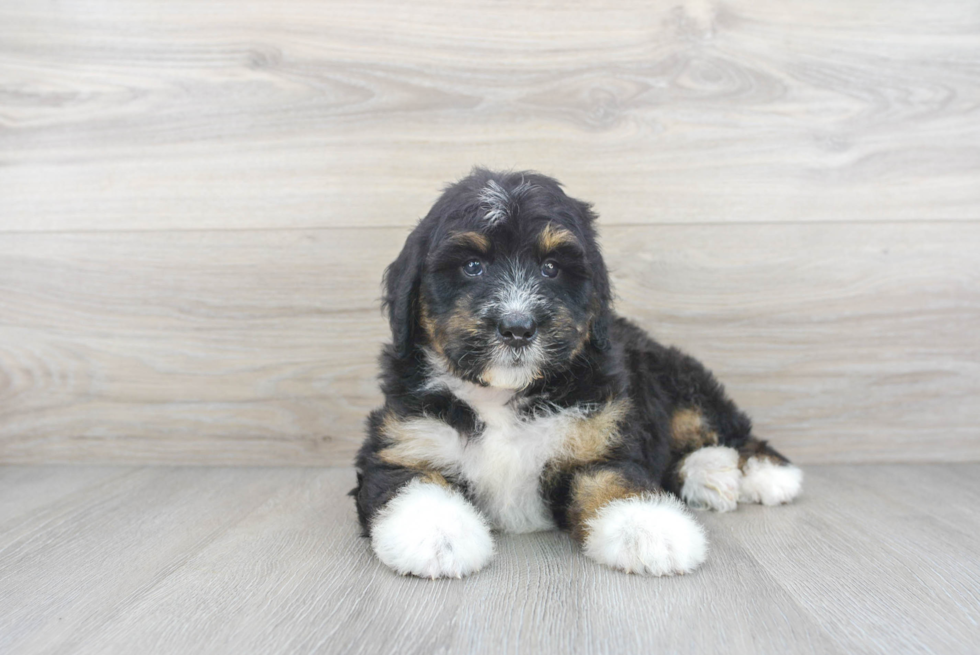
497,313,537,349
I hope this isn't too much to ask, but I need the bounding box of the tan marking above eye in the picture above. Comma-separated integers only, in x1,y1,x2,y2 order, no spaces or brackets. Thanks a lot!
447,231,491,253
538,223,579,254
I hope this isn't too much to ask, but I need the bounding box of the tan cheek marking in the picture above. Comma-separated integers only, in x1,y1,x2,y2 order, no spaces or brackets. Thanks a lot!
670,408,719,452
446,299,482,338
568,329,589,359
556,399,630,468
539,223,578,253
552,305,588,359
567,469,641,542
423,296,482,357
419,297,442,353
584,295,607,351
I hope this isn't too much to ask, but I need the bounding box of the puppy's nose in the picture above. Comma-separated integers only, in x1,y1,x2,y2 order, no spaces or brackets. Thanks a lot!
498,313,537,348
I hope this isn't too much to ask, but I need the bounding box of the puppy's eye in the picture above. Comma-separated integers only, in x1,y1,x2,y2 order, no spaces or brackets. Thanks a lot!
463,259,484,276
541,260,559,278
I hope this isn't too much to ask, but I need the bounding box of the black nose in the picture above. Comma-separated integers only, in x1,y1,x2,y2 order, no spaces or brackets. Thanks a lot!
498,313,537,348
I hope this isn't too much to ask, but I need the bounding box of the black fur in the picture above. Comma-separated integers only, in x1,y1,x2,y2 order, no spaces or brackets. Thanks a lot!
352,168,789,537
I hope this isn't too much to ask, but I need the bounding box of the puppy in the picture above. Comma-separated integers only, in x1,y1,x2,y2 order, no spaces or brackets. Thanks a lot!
352,169,802,578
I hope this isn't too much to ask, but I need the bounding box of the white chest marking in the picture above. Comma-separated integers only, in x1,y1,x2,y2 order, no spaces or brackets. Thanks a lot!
422,375,586,533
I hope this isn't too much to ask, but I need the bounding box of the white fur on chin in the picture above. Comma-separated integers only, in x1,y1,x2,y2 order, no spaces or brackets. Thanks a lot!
371,479,495,579
739,458,803,505
583,494,708,576
679,446,742,512
479,363,538,390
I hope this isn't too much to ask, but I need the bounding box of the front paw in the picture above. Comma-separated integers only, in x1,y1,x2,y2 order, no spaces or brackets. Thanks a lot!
583,494,708,576
370,478,495,579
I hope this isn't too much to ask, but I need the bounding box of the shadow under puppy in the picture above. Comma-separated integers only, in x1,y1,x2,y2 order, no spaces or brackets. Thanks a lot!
352,169,802,578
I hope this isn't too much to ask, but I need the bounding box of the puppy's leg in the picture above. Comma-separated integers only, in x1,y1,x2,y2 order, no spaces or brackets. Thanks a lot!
665,408,742,512
668,438,803,510
674,445,743,512
566,468,707,576
355,467,494,579
737,438,803,506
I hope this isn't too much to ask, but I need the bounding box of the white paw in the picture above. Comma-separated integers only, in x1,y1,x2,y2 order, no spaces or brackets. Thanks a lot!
679,446,742,512
739,457,803,506
583,494,708,576
371,479,495,579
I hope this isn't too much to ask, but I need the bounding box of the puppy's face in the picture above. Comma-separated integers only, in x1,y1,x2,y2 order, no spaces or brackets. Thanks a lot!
384,171,611,390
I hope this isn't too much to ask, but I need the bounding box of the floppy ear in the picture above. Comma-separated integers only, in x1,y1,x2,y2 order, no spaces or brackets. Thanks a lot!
589,253,613,352
382,226,428,358
576,201,613,352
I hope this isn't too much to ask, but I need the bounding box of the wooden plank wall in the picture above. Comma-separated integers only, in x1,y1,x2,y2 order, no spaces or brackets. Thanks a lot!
1,0,978,465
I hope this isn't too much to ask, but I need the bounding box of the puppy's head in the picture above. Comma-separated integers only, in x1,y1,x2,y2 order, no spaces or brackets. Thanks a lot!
383,168,612,390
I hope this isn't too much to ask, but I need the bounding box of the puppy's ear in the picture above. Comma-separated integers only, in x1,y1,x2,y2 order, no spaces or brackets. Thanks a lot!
382,226,428,358
589,254,613,352
577,200,613,352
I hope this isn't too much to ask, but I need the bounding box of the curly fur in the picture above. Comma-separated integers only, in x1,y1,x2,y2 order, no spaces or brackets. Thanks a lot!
352,168,802,578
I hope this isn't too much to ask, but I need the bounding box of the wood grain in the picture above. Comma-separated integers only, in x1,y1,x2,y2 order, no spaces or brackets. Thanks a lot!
1,465,978,654
2,0,979,231
0,465,134,526
1,223,977,465
1,0,978,466
724,467,980,654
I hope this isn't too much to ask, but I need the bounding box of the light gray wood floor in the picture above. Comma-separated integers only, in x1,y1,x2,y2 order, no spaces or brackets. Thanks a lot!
1,465,977,655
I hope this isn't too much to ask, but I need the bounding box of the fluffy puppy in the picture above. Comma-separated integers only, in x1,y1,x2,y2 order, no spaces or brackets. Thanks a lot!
352,169,802,579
